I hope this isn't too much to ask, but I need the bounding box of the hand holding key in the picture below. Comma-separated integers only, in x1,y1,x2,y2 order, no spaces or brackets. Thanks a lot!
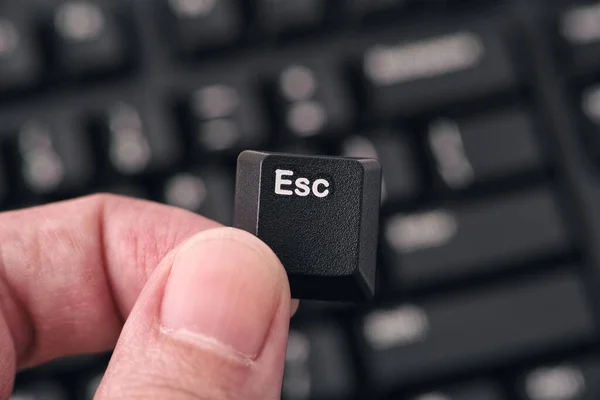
234,150,382,302
0,196,297,399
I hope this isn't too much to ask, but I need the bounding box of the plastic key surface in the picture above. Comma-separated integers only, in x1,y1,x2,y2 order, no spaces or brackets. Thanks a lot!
234,150,382,302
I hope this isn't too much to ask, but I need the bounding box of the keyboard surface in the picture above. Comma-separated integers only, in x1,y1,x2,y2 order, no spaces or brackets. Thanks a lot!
5,0,600,398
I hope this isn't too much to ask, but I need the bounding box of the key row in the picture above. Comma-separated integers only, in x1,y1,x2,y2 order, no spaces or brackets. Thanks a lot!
170,0,600,80
0,0,476,94
3,9,523,112
2,1,595,102
283,269,595,398
0,101,551,205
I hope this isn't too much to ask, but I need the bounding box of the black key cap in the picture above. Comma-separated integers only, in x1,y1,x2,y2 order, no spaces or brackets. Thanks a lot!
359,271,595,390
558,2,600,74
165,0,242,54
361,24,517,116
341,130,421,203
518,358,600,400
283,323,355,400
163,169,234,225
188,79,267,153
0,13,41,92
384,187,570,287
410,381,505,400
100,99,182,175
427,109,545,189
256,0,326,34
234,150,381,301
50,1,127,77
273,63,353,138
14,116,94,195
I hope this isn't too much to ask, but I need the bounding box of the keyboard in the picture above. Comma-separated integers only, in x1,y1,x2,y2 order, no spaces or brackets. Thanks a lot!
6,0,600,398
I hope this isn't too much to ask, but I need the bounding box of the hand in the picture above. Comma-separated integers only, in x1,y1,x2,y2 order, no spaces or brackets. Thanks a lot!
0,194,298,399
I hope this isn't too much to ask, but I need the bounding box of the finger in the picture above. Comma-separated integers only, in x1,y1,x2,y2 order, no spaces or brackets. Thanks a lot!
95,227,292,400
0,194,220,371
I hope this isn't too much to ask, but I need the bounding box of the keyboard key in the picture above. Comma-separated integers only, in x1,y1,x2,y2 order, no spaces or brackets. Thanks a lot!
13,116,94,195
359,271,594,390
558,2,600,73
427,109,545,190
283,323,355,400
384,187,570,288
361,25,517,116
518,358,600,400
188,79,267,153
50,1,127,77
0,13,41,92
100,99,182,175
165,0,242,54
273,63,353,138
256,0,326,34
234,150,381,301
341,130,422,203
410,381,506,400
163,169,234,225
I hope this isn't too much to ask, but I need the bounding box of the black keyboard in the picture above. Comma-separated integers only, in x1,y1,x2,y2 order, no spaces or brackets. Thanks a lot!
6,0,600,398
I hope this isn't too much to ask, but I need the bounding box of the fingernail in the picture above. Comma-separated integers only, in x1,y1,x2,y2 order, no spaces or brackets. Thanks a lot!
160,227,286,360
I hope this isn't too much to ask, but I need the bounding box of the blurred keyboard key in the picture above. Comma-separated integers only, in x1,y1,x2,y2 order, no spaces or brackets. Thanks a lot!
427,109,545,190
50,1,127,77
274,63,353,138
558,2,600,73
11,382,68,399
384,187,570,287
189,79,267,153
362,25,517,116
341,130,421,203
165,0,242,54
13,116,94,195
256,0,326,34
163,169,234,224
100,99,182,175
359,271,594,390
518,359,600,400
0,14,41,92
283,323,355,400
410,381,506,400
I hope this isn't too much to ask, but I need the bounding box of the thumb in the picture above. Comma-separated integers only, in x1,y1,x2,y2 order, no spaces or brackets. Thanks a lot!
94,227,296,400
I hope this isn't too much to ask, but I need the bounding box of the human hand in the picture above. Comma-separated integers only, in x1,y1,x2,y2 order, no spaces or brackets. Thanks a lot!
0,194,298,399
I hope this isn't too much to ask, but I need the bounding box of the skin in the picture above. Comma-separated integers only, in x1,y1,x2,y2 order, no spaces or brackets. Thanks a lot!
0,194,298,399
